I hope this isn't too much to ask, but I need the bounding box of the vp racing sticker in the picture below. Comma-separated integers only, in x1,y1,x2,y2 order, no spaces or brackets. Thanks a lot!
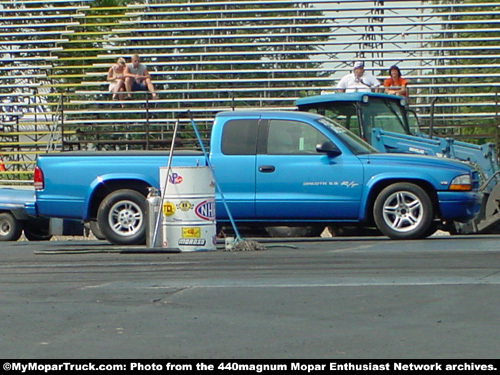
169,172,183,184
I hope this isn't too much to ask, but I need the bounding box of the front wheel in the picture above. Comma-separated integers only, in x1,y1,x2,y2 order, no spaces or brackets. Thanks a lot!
89,220,106,240
373,183,434,240
97,189,146,245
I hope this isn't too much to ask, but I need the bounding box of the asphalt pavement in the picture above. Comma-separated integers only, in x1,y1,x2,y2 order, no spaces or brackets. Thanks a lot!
1,234,500,359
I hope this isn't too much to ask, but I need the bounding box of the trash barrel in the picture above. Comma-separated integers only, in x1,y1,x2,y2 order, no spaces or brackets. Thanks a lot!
159,166,216,252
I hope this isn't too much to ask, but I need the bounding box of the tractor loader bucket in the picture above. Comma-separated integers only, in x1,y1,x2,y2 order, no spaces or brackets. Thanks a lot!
475,182,500,233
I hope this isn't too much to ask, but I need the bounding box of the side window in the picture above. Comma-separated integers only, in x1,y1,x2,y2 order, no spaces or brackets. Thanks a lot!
221,119,258,155
267,120,330,155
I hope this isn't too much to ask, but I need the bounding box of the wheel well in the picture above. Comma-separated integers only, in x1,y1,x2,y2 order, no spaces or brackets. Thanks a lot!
88,179,151,220
365,179,439,224
0,208,29,221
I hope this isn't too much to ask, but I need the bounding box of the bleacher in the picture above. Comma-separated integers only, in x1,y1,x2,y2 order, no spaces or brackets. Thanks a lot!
1,0,500,184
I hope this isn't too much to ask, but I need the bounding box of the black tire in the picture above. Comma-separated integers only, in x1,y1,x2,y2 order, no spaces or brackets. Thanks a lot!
23,219,52,241
24,229,52,241
423,222,439,238
373,183,434,240
265,226,324,238
89,220,106,240
0,212,23,241
327,225,382,237
97,189,146,245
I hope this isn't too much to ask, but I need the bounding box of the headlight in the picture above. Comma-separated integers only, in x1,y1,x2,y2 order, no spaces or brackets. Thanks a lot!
449,174,472,191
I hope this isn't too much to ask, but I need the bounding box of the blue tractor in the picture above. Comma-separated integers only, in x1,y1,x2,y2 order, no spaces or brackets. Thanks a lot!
297,92,500,233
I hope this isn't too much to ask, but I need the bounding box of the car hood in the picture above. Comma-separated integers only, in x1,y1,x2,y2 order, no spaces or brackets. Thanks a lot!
358,153,476,174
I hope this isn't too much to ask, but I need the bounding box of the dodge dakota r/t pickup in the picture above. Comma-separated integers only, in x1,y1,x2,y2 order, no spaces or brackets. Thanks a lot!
32,111,481,245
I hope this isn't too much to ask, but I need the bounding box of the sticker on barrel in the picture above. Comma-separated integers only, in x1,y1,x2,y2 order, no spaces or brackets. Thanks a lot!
169,172,183,184
162,201,176,216
182,227,201,238
195,199,216,221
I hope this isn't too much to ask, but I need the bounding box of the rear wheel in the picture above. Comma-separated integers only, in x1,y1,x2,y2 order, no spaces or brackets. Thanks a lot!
373,183,434,240
97,189,146,245
0,212,22,241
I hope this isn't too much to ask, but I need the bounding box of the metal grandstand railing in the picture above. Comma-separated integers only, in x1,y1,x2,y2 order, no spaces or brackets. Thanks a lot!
1,0,500,185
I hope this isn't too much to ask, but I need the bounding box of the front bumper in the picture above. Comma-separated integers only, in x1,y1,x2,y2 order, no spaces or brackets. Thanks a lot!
437,190,482,223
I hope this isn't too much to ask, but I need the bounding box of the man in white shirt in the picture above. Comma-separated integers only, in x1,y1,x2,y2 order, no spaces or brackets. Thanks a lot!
336,61,380,93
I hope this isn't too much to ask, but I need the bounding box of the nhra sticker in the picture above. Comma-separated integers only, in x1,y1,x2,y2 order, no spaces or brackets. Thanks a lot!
169,172,183,184
162,201,176,216
195,200,216,221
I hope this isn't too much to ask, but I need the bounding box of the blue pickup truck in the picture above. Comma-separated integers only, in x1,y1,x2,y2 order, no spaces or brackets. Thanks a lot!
0,188,83,241
32,111,482,245
0,188,51,241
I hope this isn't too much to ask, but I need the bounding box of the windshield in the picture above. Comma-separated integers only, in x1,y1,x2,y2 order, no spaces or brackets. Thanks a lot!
302,102,362,137
407,109,420,135
361,98,410,140
316,117,378,155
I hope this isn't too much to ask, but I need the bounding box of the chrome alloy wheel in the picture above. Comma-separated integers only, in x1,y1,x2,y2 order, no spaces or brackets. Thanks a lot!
108,200,144,237
381,191,424,233
0,218,13,237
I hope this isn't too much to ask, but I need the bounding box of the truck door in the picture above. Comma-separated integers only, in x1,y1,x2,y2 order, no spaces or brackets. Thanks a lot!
211,118,258,220
255,119,364,220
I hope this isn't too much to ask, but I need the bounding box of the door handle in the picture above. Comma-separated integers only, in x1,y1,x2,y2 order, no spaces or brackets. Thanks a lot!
258,165,276,173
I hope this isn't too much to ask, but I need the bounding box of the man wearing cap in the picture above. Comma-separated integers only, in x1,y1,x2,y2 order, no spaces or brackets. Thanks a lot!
336,61,380,93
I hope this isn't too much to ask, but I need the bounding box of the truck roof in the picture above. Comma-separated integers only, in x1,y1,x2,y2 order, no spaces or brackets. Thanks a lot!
37,150,204,157
216,110,323,121
295,92,403,106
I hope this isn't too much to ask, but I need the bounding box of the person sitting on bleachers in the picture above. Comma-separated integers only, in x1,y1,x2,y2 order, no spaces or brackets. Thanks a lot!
124,54,158,99
336,61,380,93
384,65,408,98
107,57,126,103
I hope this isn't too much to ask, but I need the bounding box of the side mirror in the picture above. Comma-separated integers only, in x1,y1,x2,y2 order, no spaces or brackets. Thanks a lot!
316,141,342,156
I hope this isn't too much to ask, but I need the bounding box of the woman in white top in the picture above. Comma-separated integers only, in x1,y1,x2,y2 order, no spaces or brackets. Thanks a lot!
107,57,126,101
